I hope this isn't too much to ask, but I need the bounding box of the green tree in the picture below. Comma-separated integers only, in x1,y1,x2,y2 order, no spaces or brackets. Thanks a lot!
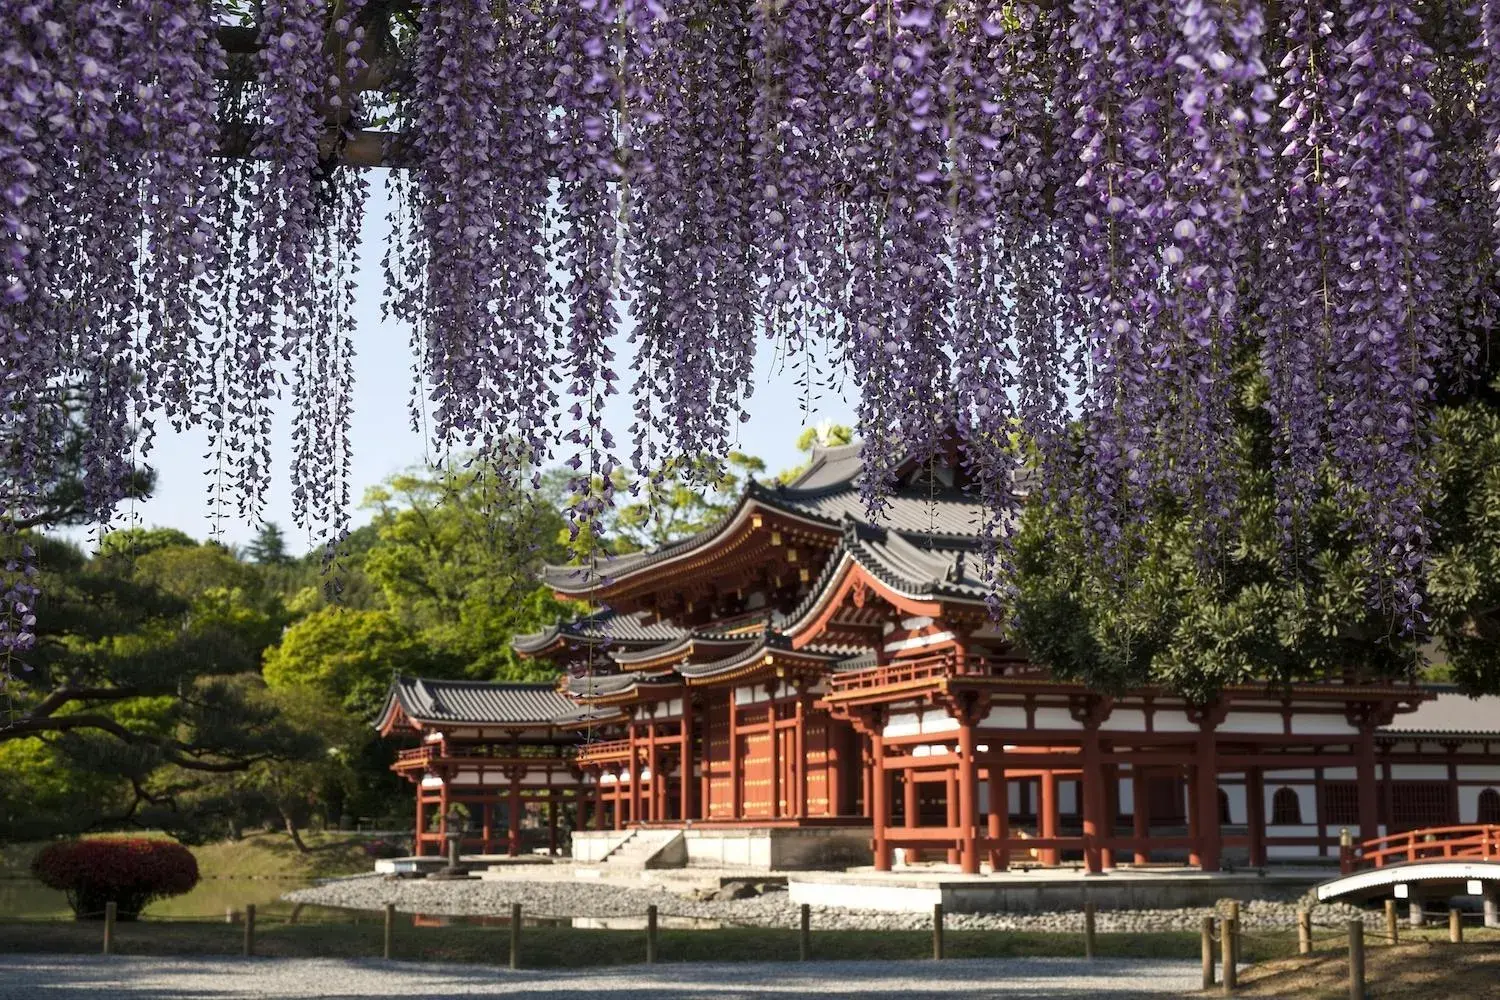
1009,372,1414,702
0,535,316,841
244,522,292,566
360,460,573,680
263,607,455,719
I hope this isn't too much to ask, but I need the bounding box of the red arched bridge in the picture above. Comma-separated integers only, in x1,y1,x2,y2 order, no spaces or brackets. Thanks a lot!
1319,825,1500,924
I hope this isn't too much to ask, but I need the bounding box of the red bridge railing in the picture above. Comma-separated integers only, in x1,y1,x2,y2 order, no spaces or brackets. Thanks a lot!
1341,824,1500,873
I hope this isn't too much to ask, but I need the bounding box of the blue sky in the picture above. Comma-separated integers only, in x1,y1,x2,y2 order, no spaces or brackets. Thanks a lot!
104,180,858,557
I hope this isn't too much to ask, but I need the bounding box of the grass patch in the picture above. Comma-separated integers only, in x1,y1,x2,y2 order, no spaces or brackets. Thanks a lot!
1237,940,1500,999
0,919,1301,968
0,831,372,921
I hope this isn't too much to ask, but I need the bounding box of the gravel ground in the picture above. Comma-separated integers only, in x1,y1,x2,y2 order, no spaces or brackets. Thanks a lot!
0,953,1205,999
285,873,1373,932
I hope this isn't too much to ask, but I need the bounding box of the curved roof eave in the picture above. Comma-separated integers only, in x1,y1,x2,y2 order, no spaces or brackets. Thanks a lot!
539,485,845,597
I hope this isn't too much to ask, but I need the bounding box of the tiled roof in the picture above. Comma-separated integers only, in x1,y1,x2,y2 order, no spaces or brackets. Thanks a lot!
1380,689,1500,736
382,676,575,728
513,609,685,653
785,442,863,490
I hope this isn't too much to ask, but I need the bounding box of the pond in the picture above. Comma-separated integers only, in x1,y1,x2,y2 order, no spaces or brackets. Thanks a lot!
0,875,323,922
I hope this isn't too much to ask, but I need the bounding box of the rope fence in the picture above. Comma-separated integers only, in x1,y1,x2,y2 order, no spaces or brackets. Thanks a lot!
0,895,1491,987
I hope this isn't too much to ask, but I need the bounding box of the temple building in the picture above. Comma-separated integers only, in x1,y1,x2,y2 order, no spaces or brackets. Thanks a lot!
379,440,1500,872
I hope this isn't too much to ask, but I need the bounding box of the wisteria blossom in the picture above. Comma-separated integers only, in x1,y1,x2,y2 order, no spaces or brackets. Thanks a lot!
2,0,1496,661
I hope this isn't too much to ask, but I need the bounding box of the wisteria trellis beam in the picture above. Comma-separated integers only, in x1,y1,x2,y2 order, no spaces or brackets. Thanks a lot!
2,0,1495,663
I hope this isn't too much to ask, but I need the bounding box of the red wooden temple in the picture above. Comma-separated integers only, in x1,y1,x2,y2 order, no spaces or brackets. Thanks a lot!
381,440,1500,869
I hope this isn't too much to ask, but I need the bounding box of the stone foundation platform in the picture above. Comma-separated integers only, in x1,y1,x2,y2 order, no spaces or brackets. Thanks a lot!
788,866,1332,913
573,824,872,871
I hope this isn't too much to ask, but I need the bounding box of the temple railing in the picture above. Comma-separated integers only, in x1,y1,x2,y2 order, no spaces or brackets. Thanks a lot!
827,652,995,693
1340,824,1500,873
575,738,633,764
394,742,574,769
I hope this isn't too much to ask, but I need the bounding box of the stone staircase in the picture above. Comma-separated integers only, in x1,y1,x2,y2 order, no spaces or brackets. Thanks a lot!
598,829,686,871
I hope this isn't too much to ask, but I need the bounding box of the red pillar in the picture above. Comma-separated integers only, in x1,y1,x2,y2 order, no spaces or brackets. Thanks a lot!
905,770,921,864
1100,763,1117,870
957,717,979,875
438,782,450,857
872,729,891,871
769,694,781,819
612,769,624,831
481,798,493,854
945,770,960,865
729,692,742,819
794,689,808,818
1039,772,1059,866
1132,766,1150,865
1195,730,1222,872
1357,726,1379,847
1247,767,1266,867
680,696,695,822
1187,771,1201,865
987,765,1009,871
547,796,559,855
1081,731,1105,874
415,789,426,858
646,721,659,823
628,722,641,826
507,774,522,858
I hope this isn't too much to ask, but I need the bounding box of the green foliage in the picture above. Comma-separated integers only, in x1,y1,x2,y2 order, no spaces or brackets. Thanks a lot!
243,522,292,566
1010,375,1416,700
263,608,454,719
360,461,572,680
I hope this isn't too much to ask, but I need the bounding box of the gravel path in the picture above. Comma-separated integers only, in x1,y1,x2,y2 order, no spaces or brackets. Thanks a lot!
286,873,1372,932
0,953,1204,999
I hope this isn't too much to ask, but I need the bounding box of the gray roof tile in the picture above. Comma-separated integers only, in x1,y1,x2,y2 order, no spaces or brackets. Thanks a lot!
384,675,575,727
1380,689,1500,736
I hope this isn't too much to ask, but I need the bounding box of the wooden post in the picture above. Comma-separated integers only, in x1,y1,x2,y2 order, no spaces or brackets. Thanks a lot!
1227,900,1240,967
1201,916,1216,990
1384,899,1398,945
1348,920,1366,1000
1297,909,1312,956
509,903,522,970
1039,772,1059,866
1449,907,1463,944
932,903,945,960
646,904,658,964
226,906,237,925
1221,917,1237,993
799,903,811,961
289,903,304,926
1084,901,1097,960
383,903,395,960
102,901,116,956
243,904,256,957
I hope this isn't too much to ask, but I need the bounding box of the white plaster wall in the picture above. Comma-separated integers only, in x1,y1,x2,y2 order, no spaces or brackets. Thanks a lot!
1264,769,1316,781
884,712,922,738
1118,780,1134,815
1219,712,1284,735
1060,781,1078,815
1391,764,1449,781
1457,766,1500,781
982,706,1027,729
1009,783,1024,813
901,616,935,630
1222,784,1246,824
1322,767,1356,780
1290,715,1357,735
921,714,959,735
1033,707,1080,731
1099,709,1147,733
1151,710,1199,733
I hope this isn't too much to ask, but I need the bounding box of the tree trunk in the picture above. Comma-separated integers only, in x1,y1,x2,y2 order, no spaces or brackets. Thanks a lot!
281,810,310,854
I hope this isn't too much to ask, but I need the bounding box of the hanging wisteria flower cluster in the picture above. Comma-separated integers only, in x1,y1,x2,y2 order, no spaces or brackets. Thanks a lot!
4,0,1498,655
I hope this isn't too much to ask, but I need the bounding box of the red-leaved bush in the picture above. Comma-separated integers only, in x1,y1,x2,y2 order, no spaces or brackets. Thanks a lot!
31,839,199,921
